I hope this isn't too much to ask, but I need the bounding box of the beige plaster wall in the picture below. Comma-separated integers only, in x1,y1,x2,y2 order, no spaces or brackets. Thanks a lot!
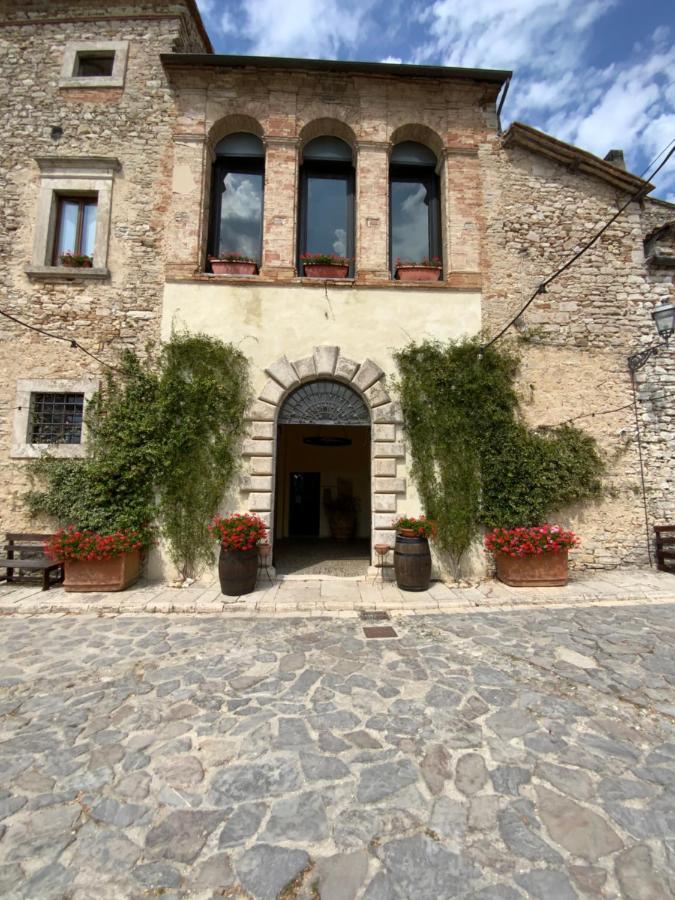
161,283,481,381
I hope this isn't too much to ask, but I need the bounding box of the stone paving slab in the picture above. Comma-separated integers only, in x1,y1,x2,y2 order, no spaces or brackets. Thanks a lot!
0,603,674,898
1,567,674,618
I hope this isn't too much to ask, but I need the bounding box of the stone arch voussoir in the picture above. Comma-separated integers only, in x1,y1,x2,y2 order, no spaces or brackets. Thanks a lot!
242,346,405,567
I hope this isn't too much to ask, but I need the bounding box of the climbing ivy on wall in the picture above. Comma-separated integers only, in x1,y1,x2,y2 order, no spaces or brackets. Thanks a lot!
27,332,251,580
155,333,250,580
394,338,604,576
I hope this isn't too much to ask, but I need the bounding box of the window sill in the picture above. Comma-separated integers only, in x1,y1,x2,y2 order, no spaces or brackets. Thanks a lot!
26,265,110,282
168,271,481,290
10,443,87,460
59,77,125,90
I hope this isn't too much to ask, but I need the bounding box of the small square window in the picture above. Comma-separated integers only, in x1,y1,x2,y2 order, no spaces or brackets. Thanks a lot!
60,41,128,89
53,196,97,266
28,393,84,445
75,52,115,77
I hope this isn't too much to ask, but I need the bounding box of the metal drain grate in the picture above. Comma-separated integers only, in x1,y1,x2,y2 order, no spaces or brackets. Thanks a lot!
363,625,398,639
359,610,391,621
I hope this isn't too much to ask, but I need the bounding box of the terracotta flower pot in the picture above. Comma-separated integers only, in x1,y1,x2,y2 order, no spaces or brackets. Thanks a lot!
62,258,93,268
63,550,141,592
219,546,259,596
210,260,257,275
303,264,349,278
495,549,569,587
396,527,417,538
396,266,442,282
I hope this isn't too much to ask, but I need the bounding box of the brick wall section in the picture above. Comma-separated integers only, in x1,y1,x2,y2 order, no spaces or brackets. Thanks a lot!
163,67,499,280
0,0,206,531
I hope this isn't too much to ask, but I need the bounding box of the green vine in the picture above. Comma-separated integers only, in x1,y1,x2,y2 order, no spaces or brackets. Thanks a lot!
394,338,604,576
155,333,250,579
27,332,250,580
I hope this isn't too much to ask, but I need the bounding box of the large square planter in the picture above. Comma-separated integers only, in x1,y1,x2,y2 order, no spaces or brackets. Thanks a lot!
395,266,441,282
495,549,569,587
63,550,141,592
210,260,257,275
303,264,349,278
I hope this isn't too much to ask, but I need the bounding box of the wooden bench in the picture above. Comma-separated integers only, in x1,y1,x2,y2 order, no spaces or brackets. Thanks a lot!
655,525,675,574
0,533,64,591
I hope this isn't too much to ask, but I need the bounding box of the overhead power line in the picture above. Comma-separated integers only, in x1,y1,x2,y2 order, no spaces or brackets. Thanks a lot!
481,140,675,352
0,306,117,371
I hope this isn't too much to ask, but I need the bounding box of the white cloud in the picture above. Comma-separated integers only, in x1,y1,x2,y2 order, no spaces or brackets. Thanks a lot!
216,0,376,58
418,0,675,198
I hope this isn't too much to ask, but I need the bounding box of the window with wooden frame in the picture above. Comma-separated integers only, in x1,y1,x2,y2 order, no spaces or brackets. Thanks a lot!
208,132,265,269
389,141,442,276
53,196,97,266
298,137,355,276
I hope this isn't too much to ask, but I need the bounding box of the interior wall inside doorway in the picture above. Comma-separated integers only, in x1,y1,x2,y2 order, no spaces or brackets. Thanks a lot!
275,424,371,539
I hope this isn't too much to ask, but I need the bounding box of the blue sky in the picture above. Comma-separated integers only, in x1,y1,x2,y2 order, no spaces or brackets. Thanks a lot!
195,0,675,201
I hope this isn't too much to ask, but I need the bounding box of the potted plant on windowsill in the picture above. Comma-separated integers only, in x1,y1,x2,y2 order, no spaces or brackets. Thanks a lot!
60,252,93,268
392,515,435,591
484,524,578,587
208,253,258,276
395,256,442,282
301,253,351,278
209,512,268,596
45,527,148,592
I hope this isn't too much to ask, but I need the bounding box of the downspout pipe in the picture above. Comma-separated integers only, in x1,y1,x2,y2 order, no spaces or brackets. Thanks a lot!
497,75,512,133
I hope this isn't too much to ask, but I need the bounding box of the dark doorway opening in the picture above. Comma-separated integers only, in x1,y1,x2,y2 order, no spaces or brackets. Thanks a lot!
288,472,321,537
274,379,372,576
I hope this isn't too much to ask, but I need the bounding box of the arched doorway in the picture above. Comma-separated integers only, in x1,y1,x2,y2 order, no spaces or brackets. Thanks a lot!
275,380,371,575
243,345,406,576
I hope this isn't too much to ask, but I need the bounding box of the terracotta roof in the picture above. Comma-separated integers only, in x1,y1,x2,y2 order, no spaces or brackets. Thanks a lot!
503,122,653,195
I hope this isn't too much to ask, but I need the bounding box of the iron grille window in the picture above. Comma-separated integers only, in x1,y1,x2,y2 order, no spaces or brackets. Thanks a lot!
29,392,84,444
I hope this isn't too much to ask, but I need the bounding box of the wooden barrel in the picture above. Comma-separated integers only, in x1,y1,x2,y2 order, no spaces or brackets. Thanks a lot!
394,533,431,592
218,547,259,596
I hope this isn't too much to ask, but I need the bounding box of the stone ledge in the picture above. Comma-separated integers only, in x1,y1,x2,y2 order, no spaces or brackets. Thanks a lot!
25,265,110,282
165,272,482,290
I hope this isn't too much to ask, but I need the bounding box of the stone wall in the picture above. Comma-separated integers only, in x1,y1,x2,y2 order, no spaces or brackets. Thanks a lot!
479,138,675,568
0,0,206,532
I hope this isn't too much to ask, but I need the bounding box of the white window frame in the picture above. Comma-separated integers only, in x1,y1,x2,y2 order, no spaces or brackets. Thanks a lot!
26,157,120,280
60,41,129,89
11,379,99,459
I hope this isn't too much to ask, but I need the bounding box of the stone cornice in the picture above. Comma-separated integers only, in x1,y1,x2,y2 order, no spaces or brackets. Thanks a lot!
35,156,121,175
263,136,300,148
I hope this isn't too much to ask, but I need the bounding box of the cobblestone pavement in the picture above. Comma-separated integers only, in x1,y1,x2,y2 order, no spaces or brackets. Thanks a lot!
0,603,674,898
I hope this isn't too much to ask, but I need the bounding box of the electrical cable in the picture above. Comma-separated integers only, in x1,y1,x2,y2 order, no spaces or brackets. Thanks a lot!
481,140,675,351
535,389,670,430
0,306,117,371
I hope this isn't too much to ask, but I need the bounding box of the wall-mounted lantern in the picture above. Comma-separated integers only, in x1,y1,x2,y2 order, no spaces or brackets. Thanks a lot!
628,301,675,372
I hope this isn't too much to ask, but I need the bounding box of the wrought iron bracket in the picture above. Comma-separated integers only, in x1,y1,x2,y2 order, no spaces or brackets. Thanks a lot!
628,344,659,373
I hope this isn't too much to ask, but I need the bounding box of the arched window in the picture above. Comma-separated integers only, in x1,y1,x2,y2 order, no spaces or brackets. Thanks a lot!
298,136,355,276
389,140,441,276
208,132,264,269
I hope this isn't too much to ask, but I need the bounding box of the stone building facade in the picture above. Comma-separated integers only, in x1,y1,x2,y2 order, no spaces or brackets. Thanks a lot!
0,0,672,579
